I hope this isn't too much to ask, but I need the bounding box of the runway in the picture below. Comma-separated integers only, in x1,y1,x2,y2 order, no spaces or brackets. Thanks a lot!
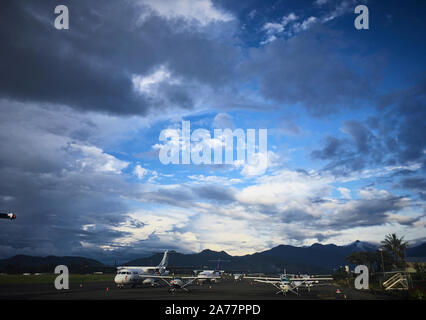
0,279,395,300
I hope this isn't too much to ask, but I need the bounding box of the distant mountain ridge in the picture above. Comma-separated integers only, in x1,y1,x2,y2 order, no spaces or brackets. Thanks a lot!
0,255,104,273
125,240,426,273
406,242,426,257
1,241,425,274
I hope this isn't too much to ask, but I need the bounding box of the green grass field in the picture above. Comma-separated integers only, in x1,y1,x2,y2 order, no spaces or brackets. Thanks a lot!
0,273,114,284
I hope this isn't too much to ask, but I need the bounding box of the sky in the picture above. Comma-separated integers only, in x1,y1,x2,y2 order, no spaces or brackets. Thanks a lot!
0,0,425,263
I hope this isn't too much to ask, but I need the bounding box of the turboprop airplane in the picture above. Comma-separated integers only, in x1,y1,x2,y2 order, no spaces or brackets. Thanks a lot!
194,270,222,283
138,272,222,293
244,273,333,295
193,258,229,283
114,250,169,287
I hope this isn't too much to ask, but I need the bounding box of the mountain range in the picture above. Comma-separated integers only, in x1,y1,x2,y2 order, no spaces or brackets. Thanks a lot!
1,241,425,274
0,255,104,274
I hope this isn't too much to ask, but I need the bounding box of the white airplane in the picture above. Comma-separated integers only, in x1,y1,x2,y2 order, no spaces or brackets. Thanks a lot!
193,258,227,283
138,272,221,293
244,273,333,295
233,273,244,281
194,270,222,283
114,250,170,287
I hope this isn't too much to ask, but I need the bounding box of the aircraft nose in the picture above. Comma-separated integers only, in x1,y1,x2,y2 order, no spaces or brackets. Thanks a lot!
114,275,122,284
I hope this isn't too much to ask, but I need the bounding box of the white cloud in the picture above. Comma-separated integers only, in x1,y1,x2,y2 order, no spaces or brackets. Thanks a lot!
132,65,179,97
109,209,195,247
148,170,159,183
338,187,351,199
263,22,284,35
236,169,332,206
260,13,298,44
96,164,425,255
293,16,318,32
190,213,273,255
71,143,129,174
386,213,419,225
134,164,149,179
322,0,359,23
282,12,298,26
188,174,242,185
260,13,321,43
260,35,277,45
359,187,391,200
240,150,278,177
260,1,362,45
339,163,422,183
212,113,234,129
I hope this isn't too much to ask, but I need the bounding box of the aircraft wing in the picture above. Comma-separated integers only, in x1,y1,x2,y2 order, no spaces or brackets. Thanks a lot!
288,277,333,281
252,279,282,284
244,276,281,281
138,274,198,280
138,274,201,287
139,274,172,279
245,276,332,281
181,278,198,288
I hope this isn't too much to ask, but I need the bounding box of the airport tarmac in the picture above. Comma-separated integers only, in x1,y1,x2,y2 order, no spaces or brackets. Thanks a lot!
0,279,396,300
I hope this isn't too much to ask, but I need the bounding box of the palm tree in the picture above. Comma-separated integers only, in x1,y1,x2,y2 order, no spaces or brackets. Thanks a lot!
381,233,408,269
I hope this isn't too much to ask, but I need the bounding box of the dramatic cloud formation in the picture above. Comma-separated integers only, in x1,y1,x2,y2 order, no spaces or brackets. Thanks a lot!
312,78,426,176
0,0,425,262
0,0,239,116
